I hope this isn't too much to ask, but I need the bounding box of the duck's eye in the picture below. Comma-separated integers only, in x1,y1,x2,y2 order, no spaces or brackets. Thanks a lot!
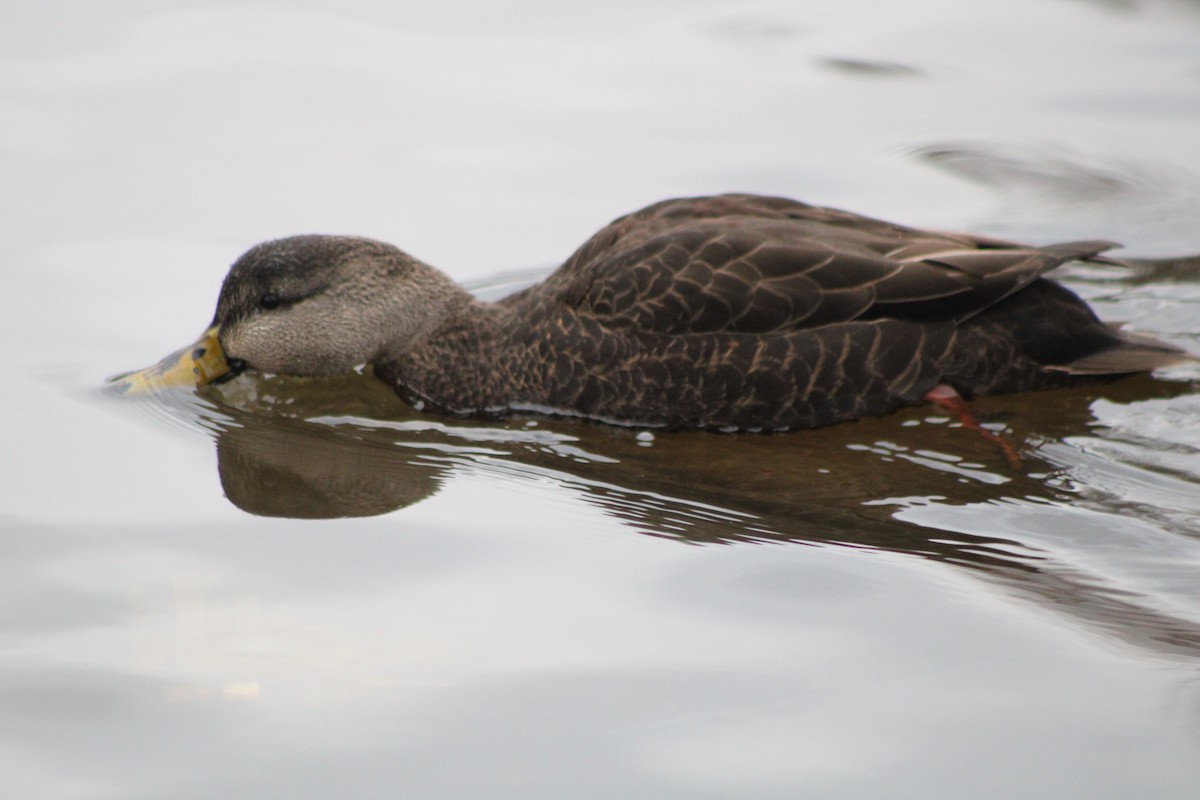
259,293,281,310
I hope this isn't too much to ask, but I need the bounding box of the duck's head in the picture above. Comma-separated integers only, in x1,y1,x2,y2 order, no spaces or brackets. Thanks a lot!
113,235,465,394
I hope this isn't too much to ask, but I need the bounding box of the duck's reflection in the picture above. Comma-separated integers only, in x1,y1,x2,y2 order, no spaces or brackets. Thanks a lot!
197,371,1200,660
217,417,443,519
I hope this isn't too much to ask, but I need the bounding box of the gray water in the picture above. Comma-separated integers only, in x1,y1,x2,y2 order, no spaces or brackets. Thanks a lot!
4,1,1200,797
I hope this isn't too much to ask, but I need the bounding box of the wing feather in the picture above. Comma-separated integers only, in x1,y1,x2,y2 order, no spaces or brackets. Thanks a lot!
512,194,1115,335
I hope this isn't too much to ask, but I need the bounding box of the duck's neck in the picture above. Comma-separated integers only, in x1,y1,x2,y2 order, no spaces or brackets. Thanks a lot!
374,295,522,414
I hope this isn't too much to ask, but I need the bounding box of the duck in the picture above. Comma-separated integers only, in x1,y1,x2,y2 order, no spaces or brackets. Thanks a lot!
116,193,1188,431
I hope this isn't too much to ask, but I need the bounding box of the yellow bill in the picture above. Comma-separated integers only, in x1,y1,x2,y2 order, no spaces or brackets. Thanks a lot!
111,326,231,395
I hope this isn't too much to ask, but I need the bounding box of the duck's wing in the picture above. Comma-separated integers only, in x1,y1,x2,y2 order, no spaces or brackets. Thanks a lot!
520,194,1115,335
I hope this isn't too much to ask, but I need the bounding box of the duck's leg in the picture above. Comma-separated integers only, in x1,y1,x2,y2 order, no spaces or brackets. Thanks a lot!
922,384,1021,468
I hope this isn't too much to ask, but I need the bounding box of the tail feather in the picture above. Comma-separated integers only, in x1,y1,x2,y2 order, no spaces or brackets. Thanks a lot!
1050,330,1195,375
1039,240,1120,263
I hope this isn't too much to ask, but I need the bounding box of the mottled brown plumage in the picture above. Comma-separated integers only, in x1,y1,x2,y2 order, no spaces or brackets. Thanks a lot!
209,194,1186,430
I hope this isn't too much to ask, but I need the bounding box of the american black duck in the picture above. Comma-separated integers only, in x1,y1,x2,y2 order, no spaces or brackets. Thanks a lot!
118,193,1189,431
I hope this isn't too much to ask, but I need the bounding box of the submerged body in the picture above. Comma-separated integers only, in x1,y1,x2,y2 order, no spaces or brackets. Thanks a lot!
119,194,1186,430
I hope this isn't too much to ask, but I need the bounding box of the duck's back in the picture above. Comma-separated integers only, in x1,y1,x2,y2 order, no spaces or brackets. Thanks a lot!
509,194,1116,341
